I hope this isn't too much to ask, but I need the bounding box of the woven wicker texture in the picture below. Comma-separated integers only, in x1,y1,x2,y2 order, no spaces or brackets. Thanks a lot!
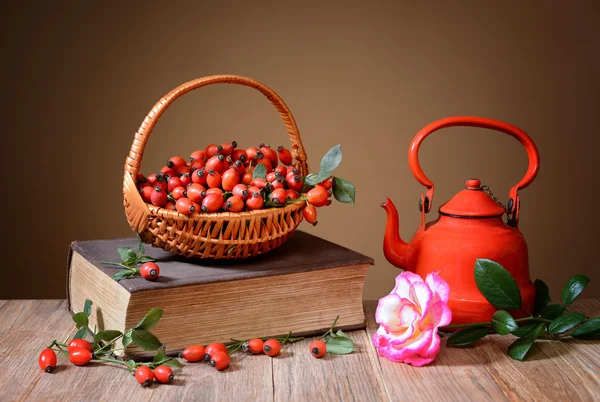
123,75,309,259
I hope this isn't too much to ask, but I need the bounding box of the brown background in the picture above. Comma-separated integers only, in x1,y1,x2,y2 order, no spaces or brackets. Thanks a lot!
2,1,599,301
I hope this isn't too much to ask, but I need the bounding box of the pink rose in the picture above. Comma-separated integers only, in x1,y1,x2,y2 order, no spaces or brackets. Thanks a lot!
372,271,452,366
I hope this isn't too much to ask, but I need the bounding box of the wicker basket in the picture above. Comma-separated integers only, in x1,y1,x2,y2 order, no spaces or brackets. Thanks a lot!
123,75,309,259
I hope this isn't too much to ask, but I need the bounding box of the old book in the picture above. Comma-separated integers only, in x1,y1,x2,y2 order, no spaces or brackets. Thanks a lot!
67,231,373,358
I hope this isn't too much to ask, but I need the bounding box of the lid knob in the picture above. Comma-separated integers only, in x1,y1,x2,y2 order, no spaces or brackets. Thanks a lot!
466,179,481,190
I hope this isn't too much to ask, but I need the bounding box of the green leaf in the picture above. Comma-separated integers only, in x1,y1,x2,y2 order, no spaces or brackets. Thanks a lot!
131,329,163,351
571,317,600,340
446,327,491,347
304,171,330,186
534,279,551,315
335,329,348,338
507,334,537,361
72,312,89,329
153,346,167,364
112,270,135,281
94,330,123,344
319,144,342,173
252,164,267,180
332,177,355,204
73,327,88,340
83,300,93,317
325,335,355,354
491,311,518,335
541,304,564,320
512,322,544,338
162,358,184,368
126,359,137,370
123,330,133,348
117,247,138,265
137,234,145,255
140,256,155,263
561,275,590,308
474,259,522,310
134,308,164,331
548,312,586,334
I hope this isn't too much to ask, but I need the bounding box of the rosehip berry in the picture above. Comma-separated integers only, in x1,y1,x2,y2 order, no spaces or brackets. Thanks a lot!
246,147,259,161
274,165,287,177
266,171,278,183
69,348,92,366
165,201,176,211
160,166,177,178
201,193,224,213
318,177,334,189
190,149,207,162
147,173,159,185
206,154,227,173
176,165,191,176
192,168,208,185
277,146,293,165
307,186,330,207
310,340,327,358
140,262,160,281
263,339,281,357
135,366,154,387
303,204,318,226
231,159,246,175
171,186,187,200
260,144,278,165
270,177,285,190
286,189,300,200
205,144,223,158
204,342,228,362
190,158,206,170
153,175,168,191
210,351,230,371
287,166,299,175
39,348,57,373
153,365,174,384
167,156,187,170
192,201,201,213
232,149,248,163
247,339,264,354
140,186,153,203
286,175,304,192
254,152,272,171
181,345,206,362
225,195,245,212
246,192,264,211
176,198,196,215
205,187,224,196
206,170,222,189
136,177,148,190
68,339,93,353
247,185,261,195
222,168,240,191
167,177,184,193
180,173,192,187
220,141,237,156
242,172,253,185
186,183,206,203
151,186,168,207
269,188,288,205
251,178,268,189
232,183,250,200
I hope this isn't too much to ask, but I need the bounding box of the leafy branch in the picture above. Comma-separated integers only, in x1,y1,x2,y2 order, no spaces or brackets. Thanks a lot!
100,234,155,281
303,145,355,204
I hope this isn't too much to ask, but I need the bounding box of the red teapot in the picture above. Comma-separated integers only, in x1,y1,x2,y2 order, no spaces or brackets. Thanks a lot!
382,116,540,324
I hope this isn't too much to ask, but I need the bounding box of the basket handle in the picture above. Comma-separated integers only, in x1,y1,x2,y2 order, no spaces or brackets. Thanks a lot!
124,75,309,179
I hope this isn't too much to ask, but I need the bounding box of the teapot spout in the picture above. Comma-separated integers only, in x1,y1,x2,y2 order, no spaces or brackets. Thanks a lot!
381,197,413,270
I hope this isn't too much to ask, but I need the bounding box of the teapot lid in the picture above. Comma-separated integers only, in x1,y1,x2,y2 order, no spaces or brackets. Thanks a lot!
439,179,506,218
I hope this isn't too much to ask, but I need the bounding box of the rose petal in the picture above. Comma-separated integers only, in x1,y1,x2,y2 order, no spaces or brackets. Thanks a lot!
392,271,425,295
422,300,453,328
375,294,403,332
409,281,433,317
426,271,450,304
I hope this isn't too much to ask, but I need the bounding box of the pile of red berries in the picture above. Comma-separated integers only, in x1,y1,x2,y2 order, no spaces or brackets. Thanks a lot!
135,141,334,225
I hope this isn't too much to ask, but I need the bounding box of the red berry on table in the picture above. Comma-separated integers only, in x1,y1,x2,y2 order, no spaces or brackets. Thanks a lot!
307,186,330,207
277,146,293,165
222,168,240,191
167,156,187,170
204,342,228,362
181,345,206,362
232,183,249,200
287,175,304,192
167,177,184,193
186,183,206,203
140,186,153,203
232,149,248,163
205,144,223,158
269,188,288,205
68,339,93,353
206,154,227,173
38,348,57,373
310,340,327,358
260,144,278,165
153,365,174,384
151,186,168,207
176,198,196,215
140,262,160,281
263,339,281,357
210,351,230,371
201,193,224,213
192,168,208,185
190,149,207,162
206,170,222,189
220,141,237,157
247,339,264,354
69,348,92,366
225,195,245,212
303,204,318,226
135,366,154,387
171,186,187,201
246,192,264,211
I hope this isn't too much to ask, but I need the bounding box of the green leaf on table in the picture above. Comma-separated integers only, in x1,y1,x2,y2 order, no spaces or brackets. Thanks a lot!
571,317,600,340
83,300,93,317
561,275,590,308
491,311,518,335
534,279,551,315
335,329,348,338
319,144,342,173
72,312,89,329
73,326,88,340
134,308,164,330
117,247,138,265
252,164,267,180
131,329,163,351
123,330,133,348
94,330,123,344
507,334,538,361
446,327,491,347
512,322,544,338
153,346,167,364
540,304,564,320
548,312,586,334
474,259,522,309
140,256,155,263
325,335,355,354
332,177,356,204
112,270,135,281
162,358,185,368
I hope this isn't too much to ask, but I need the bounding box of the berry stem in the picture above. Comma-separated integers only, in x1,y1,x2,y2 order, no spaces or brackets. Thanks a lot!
94,334,124,356
93,356,129,367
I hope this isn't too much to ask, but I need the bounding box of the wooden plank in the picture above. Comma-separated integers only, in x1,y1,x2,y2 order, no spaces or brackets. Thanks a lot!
364,300,600,402
272,328,389,401
0,300,7,309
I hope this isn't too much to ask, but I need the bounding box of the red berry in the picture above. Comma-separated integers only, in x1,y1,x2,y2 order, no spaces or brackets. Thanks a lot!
269,188,288,205
167,177,184,193
39,348,57,373
246,192,264,211
201,193,224,213
266,171,278,183
153,175,168,191
68,339,93,353
140,186,153,203
160,166,176,178
247,339,264,354
190,149,207,162
277,146,293,165
263,339,281,357
274,165,287,177
181,345,206,362
287,175,304,192
205,144,223,158
192,168,207,185
225,195,245,212
176,198,196,215
205,187,224,196
260,145,278,165
176,165,191,176
254,152,272,171
186,183,206,203
204,342,228,361
206,154,227,173
69,348,92,366
210,351,230,371
151,186,168,207
247,185,261,195
251,178,268,189
232,183,249,200
317,177,334,190
171,186,187,200
246,147,259,161
242,172,253,185
310,340,327,358
303,204,318,226
179,173,191,187
231,159,246,174
167,156,187,170
135,366,154,387
286,189,300,200
222,168,240,191
206,170,222,189
307,186,330,207
147,173,158,185
190,158,206,170
232,149,248,163
220,141,237,156
270,178,285,190
165,201,176,211
153,365,174,384
140,262,160,281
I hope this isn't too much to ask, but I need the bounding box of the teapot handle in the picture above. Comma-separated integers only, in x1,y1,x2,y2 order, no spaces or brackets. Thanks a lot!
408,116,540,225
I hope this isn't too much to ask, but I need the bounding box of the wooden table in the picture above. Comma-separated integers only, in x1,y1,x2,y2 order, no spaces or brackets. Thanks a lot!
1,300,598,401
